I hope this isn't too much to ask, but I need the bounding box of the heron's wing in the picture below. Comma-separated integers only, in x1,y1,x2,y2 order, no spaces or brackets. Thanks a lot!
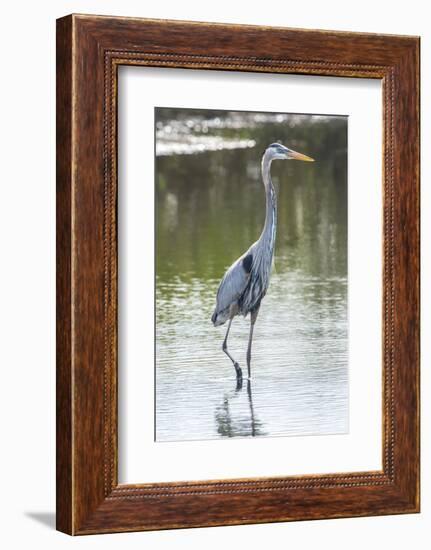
214,252,252,316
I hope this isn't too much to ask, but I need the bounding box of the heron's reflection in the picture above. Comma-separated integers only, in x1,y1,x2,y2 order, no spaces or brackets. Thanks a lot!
215,379,265,438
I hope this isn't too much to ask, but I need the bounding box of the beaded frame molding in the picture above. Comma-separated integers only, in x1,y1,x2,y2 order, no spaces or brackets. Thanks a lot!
56,14,420,535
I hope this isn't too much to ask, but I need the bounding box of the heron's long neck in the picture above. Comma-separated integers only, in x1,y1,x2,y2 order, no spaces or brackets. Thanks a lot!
259,154,277,251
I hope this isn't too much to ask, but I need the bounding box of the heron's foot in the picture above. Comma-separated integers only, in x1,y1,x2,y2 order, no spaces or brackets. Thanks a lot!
234,362,242,381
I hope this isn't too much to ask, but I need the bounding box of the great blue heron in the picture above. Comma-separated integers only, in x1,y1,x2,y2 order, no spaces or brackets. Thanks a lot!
211,142,314,381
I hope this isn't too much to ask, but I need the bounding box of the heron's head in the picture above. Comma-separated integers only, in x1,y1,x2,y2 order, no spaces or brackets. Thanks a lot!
266,142,314,162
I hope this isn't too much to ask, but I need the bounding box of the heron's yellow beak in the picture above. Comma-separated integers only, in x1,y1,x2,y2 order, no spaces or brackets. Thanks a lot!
289,149,314,162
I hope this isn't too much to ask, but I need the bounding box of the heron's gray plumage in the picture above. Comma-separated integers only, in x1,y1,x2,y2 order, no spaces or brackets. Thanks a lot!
212,146,278,327
211,142,314,380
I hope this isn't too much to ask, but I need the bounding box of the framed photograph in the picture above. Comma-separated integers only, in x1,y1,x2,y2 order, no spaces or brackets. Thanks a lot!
56,14,420,535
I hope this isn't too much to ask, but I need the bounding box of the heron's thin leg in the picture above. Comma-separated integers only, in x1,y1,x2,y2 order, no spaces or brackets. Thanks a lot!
246,307,260,379
222,318,242,380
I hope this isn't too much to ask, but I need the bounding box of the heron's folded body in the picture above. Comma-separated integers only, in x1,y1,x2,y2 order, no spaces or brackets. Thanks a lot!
211,241,272,327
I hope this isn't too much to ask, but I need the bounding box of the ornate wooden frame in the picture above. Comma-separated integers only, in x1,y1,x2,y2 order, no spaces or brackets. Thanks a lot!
56,14,420,535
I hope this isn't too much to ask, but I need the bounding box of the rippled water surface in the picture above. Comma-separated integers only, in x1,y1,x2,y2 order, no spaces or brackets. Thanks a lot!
155,108,348,442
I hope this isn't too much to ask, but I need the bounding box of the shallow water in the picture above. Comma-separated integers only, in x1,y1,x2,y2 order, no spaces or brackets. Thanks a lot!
155,109,348,442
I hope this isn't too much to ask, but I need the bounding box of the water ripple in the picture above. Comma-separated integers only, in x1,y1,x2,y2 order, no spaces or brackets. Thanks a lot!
156,271,348,442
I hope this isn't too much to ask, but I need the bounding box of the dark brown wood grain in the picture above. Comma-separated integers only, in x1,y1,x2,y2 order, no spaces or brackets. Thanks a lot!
56,14,420,535
56,15,73,535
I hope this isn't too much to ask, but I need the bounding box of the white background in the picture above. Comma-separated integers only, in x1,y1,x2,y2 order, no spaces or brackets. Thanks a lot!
0,1,428,548
119,68,382,483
